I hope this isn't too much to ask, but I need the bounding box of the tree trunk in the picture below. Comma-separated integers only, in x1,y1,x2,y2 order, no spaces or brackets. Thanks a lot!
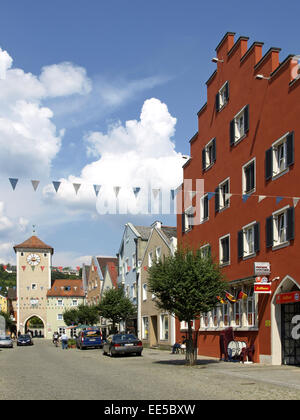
185,322,196,366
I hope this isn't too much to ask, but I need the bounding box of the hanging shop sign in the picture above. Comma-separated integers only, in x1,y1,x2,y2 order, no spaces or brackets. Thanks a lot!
254,262,271,276
254,283,271,294
255,276,269,283
275,291,300,304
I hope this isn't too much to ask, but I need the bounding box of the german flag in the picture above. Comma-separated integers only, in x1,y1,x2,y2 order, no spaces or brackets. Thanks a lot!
217,295,226,304
225,291,237,303
237,290,248,300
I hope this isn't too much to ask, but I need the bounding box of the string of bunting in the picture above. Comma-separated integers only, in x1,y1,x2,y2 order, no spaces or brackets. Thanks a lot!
6,177,300,207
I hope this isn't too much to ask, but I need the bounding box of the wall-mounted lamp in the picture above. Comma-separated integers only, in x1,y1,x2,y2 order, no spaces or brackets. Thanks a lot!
255,74,271,80
211,58,224,63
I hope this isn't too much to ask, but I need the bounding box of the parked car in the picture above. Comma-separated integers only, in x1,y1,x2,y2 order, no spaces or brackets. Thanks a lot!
17,334,33,346
0,336,13,348
76,327,103,350
103,333,143,357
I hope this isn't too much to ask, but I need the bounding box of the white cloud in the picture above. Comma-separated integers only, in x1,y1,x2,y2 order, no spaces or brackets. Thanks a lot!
39,62,92,97
0,48,13,80
44,98,184,215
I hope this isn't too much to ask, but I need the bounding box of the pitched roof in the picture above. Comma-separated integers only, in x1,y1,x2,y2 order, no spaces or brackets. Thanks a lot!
160,226,177,240
14,235,54,254
96,257,118,278
47,279,85,297
106,261,118,288
133,225,152,240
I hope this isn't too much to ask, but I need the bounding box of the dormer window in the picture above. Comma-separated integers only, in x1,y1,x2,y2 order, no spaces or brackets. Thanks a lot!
216,81,229,112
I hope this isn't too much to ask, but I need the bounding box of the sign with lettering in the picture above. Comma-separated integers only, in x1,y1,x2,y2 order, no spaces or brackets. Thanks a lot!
254,283,271,294
254,262,271,276
275,291,300,304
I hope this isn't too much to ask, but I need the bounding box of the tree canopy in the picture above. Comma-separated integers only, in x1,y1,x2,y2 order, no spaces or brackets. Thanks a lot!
63,304,99,327
147,246,226,365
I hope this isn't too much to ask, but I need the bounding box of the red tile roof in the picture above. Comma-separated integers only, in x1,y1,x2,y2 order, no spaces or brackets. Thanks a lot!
106,261,118,288
96,257,118,278
14,235,54,254
47,279,85,297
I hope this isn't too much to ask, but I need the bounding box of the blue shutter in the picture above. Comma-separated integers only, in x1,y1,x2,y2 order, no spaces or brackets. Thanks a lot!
265,148,273,181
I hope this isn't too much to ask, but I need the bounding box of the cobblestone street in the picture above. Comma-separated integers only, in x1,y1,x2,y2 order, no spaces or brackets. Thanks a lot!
1,340,300,400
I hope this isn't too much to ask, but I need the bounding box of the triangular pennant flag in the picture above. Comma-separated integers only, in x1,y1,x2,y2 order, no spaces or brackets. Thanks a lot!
258,195,266,203
293,197,300,208
73,183,81,195
31,180,40,191
114,186,121,198
93,185,101,197
9,178,18,190
242,194,250,203
133,187,141,198
276,196,283,204
207,192,215,201
53,181,61,193
170,189,175,200
41,266,45,272
76,266,80,271
3,265,7,270
152,189,160,199
22,266,26,271
31,266,35,271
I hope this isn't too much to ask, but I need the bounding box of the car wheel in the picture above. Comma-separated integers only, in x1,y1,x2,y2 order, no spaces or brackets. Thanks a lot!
137,352,142,356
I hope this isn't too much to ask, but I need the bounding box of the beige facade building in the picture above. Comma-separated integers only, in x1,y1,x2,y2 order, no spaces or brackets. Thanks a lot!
0,294,7,313
14,235,53,336
139,222,177,349
86,256,118,306
46,279,85,338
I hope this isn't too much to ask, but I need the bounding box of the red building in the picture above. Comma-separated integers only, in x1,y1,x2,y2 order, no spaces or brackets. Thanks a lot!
177,32,300,365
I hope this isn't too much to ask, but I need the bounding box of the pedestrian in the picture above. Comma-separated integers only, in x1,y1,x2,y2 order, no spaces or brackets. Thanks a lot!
171,341,181,354
61,332,69,350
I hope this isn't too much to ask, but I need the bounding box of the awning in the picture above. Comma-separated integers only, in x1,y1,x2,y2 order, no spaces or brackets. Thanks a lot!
275,291,300,304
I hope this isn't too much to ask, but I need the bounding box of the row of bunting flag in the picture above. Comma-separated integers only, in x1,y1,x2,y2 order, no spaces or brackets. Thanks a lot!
7,177,300,206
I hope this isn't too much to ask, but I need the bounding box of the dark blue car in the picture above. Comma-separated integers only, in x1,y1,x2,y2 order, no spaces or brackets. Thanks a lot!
76,328,103,350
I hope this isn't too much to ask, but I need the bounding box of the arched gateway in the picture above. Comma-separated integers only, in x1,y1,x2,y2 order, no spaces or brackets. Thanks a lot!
14,235,53,336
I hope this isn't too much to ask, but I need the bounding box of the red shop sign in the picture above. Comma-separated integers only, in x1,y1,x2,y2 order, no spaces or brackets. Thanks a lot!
254,283,271,294
276,291,300,304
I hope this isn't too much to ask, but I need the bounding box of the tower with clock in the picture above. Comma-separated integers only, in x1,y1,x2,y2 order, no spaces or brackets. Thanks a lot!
13,232,54,336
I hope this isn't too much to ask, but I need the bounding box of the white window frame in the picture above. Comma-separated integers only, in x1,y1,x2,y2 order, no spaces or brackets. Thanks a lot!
155,247,161,262
57,299,64,307
218,81,229,111
160,314,169,341
57,314,63,321
184,206,194,232
218,178,230,211
242,221,256,257
148,252,153,268
142,283,147,301
125,258,129,274
31,283,37,291
242,157,256,195
72,299,78,307
219,234,230,266
272,205,289,248
203,138,216,170
234,107,246,142
200,244,211,258
272,133,289,178
132,254,136,270
200,193,209,223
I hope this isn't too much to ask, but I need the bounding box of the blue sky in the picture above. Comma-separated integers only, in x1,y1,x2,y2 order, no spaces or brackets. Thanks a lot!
0,0,300,266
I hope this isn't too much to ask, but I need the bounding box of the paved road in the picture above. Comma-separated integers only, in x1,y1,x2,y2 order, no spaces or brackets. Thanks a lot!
1,339,300,400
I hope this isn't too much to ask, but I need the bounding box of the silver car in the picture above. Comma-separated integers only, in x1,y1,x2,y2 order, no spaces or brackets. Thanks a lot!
0,336,13,348
103,333,143,357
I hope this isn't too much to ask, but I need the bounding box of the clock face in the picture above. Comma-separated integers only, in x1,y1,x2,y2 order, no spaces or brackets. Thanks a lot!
26,253,41,266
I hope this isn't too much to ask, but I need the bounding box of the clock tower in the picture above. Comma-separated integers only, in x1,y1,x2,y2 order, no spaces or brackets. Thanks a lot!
14,234,53,336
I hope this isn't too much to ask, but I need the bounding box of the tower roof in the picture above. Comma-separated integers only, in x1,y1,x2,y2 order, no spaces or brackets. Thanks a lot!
14,235,54,254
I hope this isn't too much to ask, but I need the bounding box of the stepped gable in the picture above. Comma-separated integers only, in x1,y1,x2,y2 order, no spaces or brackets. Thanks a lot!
14,235,54,254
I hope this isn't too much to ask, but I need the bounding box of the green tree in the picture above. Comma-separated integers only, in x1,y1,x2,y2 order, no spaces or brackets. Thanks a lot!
97,286,136,333
63,305,99,326
147,246,226,366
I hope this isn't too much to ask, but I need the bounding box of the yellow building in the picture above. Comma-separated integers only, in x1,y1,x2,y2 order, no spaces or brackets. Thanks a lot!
0,294,8,313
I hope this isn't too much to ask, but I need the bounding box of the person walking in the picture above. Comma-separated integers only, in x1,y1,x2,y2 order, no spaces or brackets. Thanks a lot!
61,332,68,350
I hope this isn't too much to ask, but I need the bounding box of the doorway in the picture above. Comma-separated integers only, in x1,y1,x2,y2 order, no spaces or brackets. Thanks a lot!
281,302,300,365
150,316,158,347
